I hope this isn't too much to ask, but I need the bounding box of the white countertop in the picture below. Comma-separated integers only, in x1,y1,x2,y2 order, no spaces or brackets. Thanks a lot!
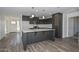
23,29,55,33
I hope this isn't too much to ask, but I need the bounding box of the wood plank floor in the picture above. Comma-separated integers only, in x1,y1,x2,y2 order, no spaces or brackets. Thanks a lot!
0,33,79,52
26,39,79,52
0,32,24,52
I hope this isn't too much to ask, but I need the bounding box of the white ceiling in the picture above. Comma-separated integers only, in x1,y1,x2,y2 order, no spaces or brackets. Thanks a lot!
0,7,79,18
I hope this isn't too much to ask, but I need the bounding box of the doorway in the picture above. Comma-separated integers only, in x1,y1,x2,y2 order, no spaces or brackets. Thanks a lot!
5,16,20,34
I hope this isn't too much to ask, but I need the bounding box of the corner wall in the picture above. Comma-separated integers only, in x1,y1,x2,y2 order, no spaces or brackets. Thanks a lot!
62,13,68,38
63,11,79,38
0,12,22,40
0,15,5,40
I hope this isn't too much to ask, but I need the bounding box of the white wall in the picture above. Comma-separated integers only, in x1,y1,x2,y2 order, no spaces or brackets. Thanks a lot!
63,11,79,38
68,17,74,37
74,17,79,34
0,15,5,40
62,13,68,38
0,16,2,39
67,11,79,37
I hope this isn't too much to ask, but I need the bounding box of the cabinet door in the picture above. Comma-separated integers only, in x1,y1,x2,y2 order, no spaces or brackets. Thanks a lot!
34,31,44,42
48,30,55,41
22,33,27,44
22,33,28,50
34,32,43,42
52,13,62,38
27,32,35,44
48,31,52,40
59,14,62,37
39,32,44,41
42,31,48,40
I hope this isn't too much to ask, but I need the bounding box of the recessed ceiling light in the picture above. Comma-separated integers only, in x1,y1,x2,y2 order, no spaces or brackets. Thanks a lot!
32,7,34,9
36,9,38,12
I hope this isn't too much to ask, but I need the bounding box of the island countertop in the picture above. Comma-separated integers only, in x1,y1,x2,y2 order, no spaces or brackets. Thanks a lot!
22,29,55,33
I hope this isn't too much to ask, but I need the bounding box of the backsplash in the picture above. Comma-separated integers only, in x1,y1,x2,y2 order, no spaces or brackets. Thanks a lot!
22,21,52,31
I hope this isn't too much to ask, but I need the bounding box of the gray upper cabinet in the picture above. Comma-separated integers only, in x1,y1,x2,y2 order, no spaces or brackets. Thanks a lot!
22,15,52,24
30,18,52,24
36,18,52,24
22,16,30,21
52,13,62,38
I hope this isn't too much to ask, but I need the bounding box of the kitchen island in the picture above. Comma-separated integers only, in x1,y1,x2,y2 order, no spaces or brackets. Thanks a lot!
22,29,55,50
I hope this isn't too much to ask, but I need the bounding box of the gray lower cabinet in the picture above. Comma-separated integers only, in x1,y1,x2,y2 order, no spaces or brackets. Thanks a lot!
22,30,55,50
48,30,55,41
22,32,27,50
27,32,34,44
